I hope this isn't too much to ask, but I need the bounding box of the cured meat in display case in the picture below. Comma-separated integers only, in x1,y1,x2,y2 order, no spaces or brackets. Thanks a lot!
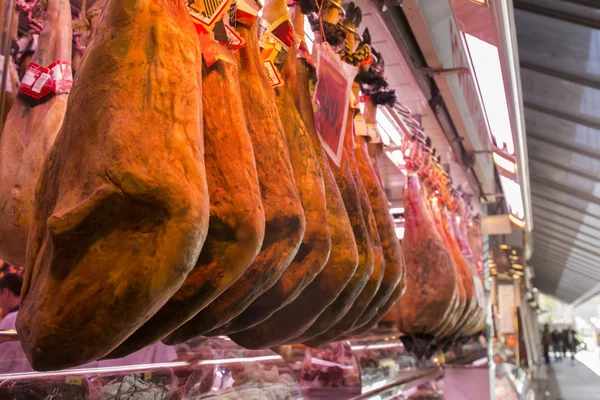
0,333,451,399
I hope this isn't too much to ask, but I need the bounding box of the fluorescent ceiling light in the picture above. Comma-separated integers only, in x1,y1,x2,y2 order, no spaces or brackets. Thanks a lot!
385,150,406,169
493,152,516,174
377,108,403,146
389,207,405,214
464,33,515,155
499,175,525,221
395,226,405,239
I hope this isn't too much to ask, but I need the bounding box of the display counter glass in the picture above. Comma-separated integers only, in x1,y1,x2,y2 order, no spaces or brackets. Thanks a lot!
0,335,302,399
0,331,447,399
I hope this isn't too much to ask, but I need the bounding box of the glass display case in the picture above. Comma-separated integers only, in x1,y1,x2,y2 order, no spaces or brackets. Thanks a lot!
0,331,449,399
0,335,302,399
277,331,443,400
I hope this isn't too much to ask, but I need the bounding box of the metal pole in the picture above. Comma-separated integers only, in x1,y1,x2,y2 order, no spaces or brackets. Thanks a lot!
0,0,17,132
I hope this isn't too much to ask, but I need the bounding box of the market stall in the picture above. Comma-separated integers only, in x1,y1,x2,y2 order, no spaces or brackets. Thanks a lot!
0,0,529,398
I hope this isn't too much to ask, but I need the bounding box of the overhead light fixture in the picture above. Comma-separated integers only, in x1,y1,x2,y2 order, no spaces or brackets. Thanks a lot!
389,207,405,214
378,108,403,146
464,33,514,155
395,226,405,239
493,152,517,174
499,175,525,222
385,150,406,170
499,244,511,250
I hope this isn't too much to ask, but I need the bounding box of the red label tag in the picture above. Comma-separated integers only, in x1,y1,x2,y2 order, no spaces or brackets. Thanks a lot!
49,61,73,94
262,60,283,87
271,20,298,49
236,0,261,27
19,61,73,100
313,47,354,166
19,63,53,99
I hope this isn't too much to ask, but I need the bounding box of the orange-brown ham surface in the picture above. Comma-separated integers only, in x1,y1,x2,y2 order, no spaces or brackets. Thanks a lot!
106,43,266,358
425,195,462,337
350,133,405,331
292,145,374,343
441,207,478,337
216,15,331,335
355,283,404,334
304,111,385,346
163,18,306,345
0,0,72,265
17,0,210,371
396,173,458,336
229,6,359,348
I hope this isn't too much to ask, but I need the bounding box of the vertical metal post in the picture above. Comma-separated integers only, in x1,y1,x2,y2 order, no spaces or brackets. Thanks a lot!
0,0,17,132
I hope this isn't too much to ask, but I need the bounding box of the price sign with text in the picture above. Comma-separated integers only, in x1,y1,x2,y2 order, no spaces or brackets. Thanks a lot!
313,44,356,166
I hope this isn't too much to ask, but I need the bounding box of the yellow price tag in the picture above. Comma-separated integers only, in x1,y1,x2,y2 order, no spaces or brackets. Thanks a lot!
65,376,83,386
144,372,152,381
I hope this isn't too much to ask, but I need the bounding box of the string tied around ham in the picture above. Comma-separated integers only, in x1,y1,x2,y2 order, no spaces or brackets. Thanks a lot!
16,0,44,33
16,0,39,12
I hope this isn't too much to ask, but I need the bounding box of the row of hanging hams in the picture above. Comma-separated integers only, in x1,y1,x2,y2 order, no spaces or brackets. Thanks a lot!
0,0,485,372
388,136,487,344
0,0,406,371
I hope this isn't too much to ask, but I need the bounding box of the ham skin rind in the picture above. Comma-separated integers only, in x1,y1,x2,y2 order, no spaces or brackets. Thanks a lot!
17,0,209,371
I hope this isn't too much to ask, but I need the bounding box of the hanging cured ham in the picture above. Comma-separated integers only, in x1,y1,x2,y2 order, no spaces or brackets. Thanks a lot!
286,2,376,344
214,4,331,336
0,0,72,266
163,3,307,345
106,13,267,359
442,203,478,337
431,196,469,338
349,41,405,333
395,141,458,337
17,0,210,371
228,0,360,349
304,7,389,345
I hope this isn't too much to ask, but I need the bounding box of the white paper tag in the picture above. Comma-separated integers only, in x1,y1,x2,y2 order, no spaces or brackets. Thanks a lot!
21,70,36,87
32,73,51,93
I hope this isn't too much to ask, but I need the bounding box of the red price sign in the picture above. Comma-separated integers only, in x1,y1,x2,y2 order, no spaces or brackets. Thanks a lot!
313,52,351,166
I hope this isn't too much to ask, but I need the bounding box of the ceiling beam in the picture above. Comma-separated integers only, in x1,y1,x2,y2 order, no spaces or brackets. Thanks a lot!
533,219,600,248
561,0,600,10
530,255,600,281
534,235,600,262
533,208,600,238
524,102,600,132
535,272,590,291
531,199,600,231
530,175,600,206
529,155,600,184
527,131,600,161
533,229,600,258
521,61,600,91
531,184,600,218
514,0,600,30
532,247,598,271
534,244,598,269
